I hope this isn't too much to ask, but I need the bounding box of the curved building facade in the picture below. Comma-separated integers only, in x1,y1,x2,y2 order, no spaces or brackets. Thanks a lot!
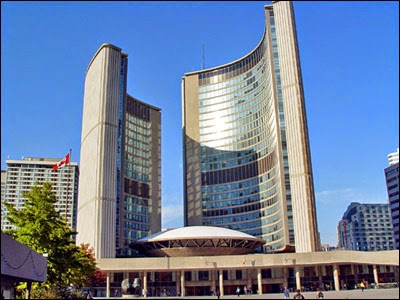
77,44,161,258
182,1,318,253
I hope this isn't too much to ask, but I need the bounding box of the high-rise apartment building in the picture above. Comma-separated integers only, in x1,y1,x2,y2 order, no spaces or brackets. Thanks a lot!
1,157,79,231
77,43,161,258
385,148,399,249
182,1,319,253
337,202,395,251
388,148,399,166
1,170,6,205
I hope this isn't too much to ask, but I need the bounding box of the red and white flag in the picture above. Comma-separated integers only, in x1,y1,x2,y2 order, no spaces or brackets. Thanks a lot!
53,153,70,171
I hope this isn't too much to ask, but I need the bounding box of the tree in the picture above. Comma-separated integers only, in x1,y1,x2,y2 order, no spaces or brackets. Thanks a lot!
4,182,99,298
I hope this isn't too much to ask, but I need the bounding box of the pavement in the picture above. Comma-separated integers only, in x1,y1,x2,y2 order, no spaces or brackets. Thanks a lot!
94,288,400,299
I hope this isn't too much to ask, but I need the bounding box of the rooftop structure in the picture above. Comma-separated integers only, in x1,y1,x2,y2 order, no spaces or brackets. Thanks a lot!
130,226,266,257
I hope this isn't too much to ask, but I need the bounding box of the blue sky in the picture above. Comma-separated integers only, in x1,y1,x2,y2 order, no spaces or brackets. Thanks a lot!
1,1,399,246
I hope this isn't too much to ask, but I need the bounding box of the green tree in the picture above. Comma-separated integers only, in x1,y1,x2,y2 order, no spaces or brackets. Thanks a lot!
4,182,98,298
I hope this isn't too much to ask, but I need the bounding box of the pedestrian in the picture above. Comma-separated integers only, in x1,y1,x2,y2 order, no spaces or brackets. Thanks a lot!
315,288,324,299
216,289,220,300
293,288,305,299
248,285,252,295
360,281,365,292
236,286,241,297
283,286,290,299
244,286,247,295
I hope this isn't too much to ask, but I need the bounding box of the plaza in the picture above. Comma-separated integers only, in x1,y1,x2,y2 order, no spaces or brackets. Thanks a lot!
93,287,400,299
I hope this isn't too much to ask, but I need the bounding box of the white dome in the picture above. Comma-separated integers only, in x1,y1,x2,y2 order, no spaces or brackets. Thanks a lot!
131,226,266,257
139,226,260,242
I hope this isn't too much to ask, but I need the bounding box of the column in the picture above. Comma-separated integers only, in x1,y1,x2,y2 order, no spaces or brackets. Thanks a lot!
247,269,253,293
219,270,224,296
317,266,323,289
373,265,379,287
106,273,110,298
211,270,216,295
333,264,340,291
176,271,180,297
283,267,288,289
143,272,148,298
180,270,185,297
295,267,301,290
257,267,262,295
352,264,359,288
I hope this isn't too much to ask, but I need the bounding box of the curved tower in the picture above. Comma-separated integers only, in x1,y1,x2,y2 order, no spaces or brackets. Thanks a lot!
182,1,319,253
77,44,161,258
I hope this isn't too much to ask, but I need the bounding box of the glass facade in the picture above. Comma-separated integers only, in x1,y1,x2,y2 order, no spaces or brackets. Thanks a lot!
196,32,287,250
117,96,158,257
183,2,319,253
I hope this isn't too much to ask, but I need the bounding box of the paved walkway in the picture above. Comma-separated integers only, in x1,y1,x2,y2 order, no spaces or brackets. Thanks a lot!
95,288,399,299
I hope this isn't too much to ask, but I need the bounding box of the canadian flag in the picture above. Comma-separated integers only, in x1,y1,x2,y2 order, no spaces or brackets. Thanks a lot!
53,153,70,171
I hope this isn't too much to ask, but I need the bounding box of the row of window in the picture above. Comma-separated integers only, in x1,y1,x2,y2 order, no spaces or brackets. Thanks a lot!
199,78,268,122
198,61,267,103
202,167,277,194
200,105,274,144
198,40,267,86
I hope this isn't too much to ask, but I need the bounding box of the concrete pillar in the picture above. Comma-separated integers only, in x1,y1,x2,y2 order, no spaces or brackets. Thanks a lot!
373,265,379,286
333,264,340,291
352,264,359,288
143,272,148,298
295,267,301,290
317,266,323,289
211,270,216,295
283,267,288,289
180,270,185,297
176,271,180,297
257,267,262,295
106,273,110,298
219,270,224,296
247,268,253,292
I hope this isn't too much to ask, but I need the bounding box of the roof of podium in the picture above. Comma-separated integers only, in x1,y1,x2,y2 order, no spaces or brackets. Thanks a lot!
130,226,266,257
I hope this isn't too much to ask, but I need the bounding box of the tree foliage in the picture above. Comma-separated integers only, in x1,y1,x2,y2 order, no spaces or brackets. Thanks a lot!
4,182,101,298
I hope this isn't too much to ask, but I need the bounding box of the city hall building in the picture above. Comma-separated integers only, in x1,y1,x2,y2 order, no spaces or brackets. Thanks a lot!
77,2,399,298
94,226,399,298
182,1,318,253
77,43,161,258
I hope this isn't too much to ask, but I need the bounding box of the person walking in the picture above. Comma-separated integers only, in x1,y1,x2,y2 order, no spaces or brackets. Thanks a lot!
360,281,365,292
293,288,305,299
315,288,324,299
236,286,241,297
283,287,290,299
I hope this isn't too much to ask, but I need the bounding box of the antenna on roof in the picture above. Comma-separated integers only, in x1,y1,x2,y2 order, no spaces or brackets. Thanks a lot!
202,43,205,69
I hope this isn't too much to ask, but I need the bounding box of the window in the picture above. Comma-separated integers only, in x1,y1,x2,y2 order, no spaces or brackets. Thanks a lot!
236,270,242,280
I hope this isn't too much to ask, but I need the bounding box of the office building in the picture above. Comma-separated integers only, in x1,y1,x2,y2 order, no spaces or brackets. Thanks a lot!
77,43,161,258
388,148,399,166
1,157,79,231
1,170,6,205
385,148,399,249
337,202,395,251
182,1,318,253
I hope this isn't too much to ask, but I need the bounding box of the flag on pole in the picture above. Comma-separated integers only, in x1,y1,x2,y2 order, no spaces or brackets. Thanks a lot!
53,153,70,171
